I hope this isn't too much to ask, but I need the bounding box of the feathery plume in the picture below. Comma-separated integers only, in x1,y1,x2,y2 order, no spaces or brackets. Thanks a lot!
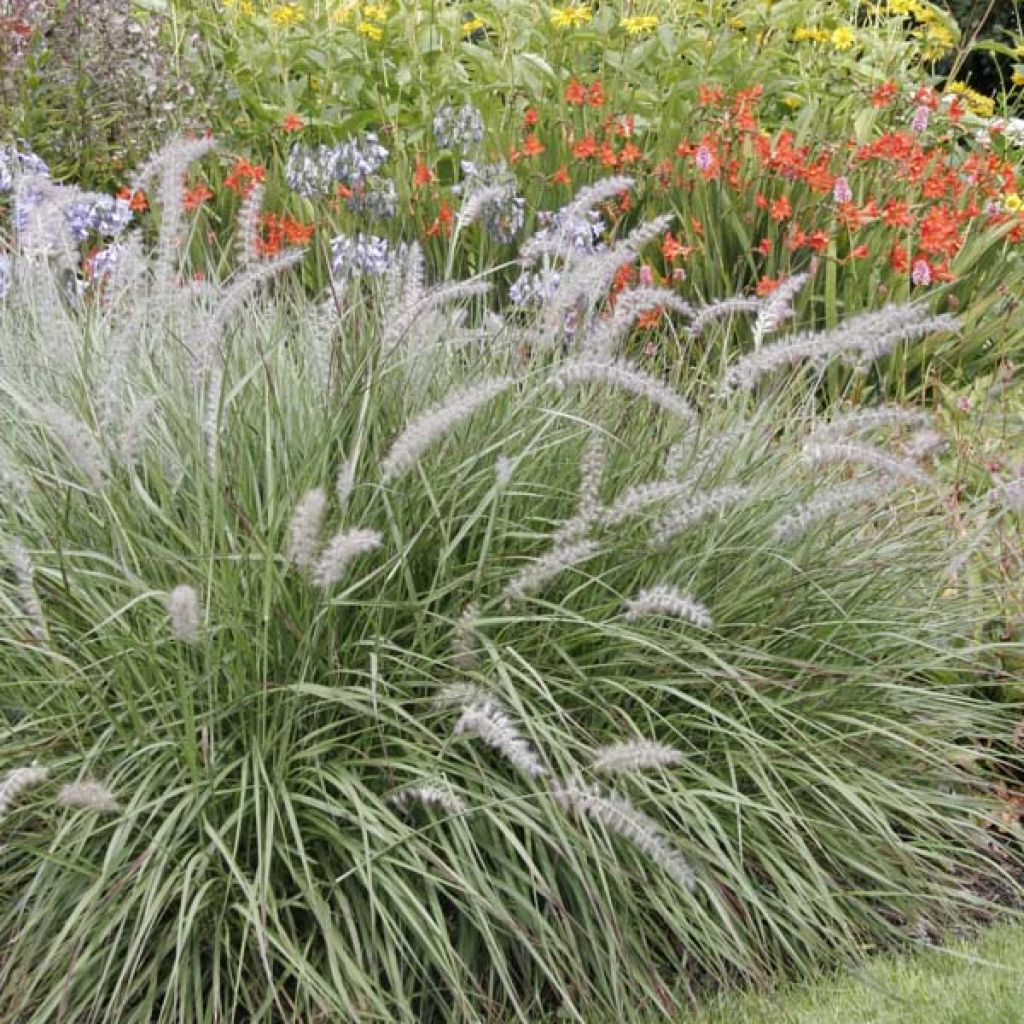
600,481,690,528
8,538,47,642
651,486,749,546
235,183,265,267
808,406,934,444
577,432,607,522
389,781,468,816
690,297,763,337
380,376,515,482
592,740,686,774
380,278,491,352
454,697,548,778
166,584,202,644
584,287,694,358
553,781,695,891
288,488,328,571
57,778,119,812
204,361,223,475
902,428,946,459
503,538,599,602
622,586,712,628
803,440,932,486
335,457,357,509
551,357,695,423
752,272,810,340
773,478,899,541
452,603,481,671
42,405,108,490
118,398,157,467
495,455,515,487
0,764,48,821
311,527,382,589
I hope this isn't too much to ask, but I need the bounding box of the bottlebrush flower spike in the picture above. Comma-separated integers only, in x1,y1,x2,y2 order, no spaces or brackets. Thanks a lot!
380,377,516,482
0,764,48,822
311,527,382,589
454,697,548,779
8,538,47,643
551,357,695,423
57,778,119,812
592,740,686,774
288,488,329,571
503,538,599,602
622,585,712,629
165,584,202,644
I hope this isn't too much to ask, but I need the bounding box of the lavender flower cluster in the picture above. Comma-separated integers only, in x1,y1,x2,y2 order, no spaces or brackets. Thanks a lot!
329,233,391,280
285,132,390,200
0,143,49,193
64,196,133,242
432,102,484,152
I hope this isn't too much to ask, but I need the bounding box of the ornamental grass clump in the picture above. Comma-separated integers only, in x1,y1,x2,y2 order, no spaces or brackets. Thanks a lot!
0,151,1018,1023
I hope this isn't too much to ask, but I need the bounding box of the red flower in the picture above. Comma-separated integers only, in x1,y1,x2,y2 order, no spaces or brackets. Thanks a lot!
425,201,453,238
870,81,898,109
662,231,690,262
183,183,214,211
522,133,545,157
757,237,773,256
282,113,304,133
565,78,586,105
619,142,643,165
413,159,435,187
769,195,792,222
550,164,571,185
116,186,148,213
698,83,724,107
882,199,913,228
523,106,539,126
587,80,605,108
224,158,266,198
890,243,909,274
756,275,781,296
572,133,598,160
599,141,619,168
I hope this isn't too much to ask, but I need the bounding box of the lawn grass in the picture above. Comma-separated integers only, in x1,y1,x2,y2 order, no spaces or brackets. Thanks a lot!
675,919,1024,1024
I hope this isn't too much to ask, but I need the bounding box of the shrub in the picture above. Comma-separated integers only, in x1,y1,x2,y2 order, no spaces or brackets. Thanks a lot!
0,143,1018,1023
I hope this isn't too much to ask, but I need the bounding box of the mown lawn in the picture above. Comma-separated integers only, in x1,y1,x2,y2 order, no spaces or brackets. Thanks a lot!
674,921,1024,1024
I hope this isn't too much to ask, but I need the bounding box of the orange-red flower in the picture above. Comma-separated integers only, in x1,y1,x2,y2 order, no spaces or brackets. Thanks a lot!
698,83,724,107
572,133,598,160
550,164,572,185
413,159,435,188
769,195,792,222
882,199,913,228
587,80,605,108
224,158,266,198
870,81,898,109
565,78,586,105
619,141,643,165
756,274,781,296
282,113,304,133
116,186,148,213
522,133,545,157
183,183,214,211
523,106,539,126
425,201,453,238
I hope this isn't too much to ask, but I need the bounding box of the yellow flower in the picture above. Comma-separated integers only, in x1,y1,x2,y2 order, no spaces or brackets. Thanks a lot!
945,80,995,119
1005,193,1023,213
782,95,803,109
357,19,383,39
362,3,387,20
269,3,304,27
461,16,485,35
727,16,746,30
331,0,358,20
620,15,659,36
1013,70,1024,88
549,5,592,29
794,26,830,44
913,22,954,59
830,26,856,50
222,0,255,13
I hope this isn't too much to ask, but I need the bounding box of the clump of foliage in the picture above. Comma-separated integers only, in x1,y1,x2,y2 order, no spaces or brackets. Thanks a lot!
0,143,1018,1023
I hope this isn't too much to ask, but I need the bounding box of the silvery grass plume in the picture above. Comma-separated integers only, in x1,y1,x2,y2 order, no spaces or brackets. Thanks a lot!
723,304,960,391
552,780,696,891
592,740,686,774
774,478,901,541
41,404,108,490
807,406,935,444
56,778,119,812
118,398,157,468
165,584,202,644
311,528,382,589
8,537,47,643
901,429,946,459
670,424,751,488
578,431,607,522
379,376,516,482
517,175,633,264
191,249,307,383
550,357,695,423
131,136,218,301
287,488,328,572
752,272,811,342
0,764,48,822
622,586,713,629
988,472,1024,513
12,174,77,267
335,456,357,509
494,454,516,488
379,277,492,354
651,486,750,547
502,538,600,602
599,481,691,529
235,183,265,268
585,287,695,358
802,440,932,487
689,297,764,338
389,781,468,816
453,696,549,779
451,603,481,671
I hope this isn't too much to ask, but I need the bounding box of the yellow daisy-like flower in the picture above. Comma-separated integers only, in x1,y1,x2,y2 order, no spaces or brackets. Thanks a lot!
620,15,659,36
913,22,953,60
1013,70,1024,87
461,16,485,35
782,95,803,109
549,5,592,29
357,19,383,39
830,25,856,50
793,26,830,44
1005,193,1023,213
222,0,255,13
269,3,304,27
362,3,387,21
